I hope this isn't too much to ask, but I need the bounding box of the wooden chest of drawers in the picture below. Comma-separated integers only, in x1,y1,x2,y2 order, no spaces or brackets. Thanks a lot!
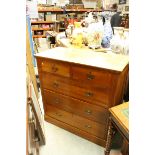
35,47,129,147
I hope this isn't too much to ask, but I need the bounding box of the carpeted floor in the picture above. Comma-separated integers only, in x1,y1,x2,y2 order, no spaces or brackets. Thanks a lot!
40,121,104,155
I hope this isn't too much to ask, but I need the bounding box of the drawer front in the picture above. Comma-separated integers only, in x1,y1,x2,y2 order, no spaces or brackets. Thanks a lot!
45,104,107,139
44,89,109,124
37,58,70,77
45,104,74,126
71,65,113,89
72,113,107,139
42,73,110,107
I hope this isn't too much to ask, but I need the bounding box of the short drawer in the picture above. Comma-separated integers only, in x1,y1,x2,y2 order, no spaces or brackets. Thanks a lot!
42,73,110,107
37,58,70,77
45,104,107,139
44,89,109,124
71,65,113,89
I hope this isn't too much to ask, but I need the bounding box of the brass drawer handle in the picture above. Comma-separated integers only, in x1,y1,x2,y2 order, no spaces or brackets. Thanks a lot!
51,65,58,72
53,82,59,88
87,73,95,80
33,138,39,142
28,118,35,124
54,98,60,104
55,112,62,117
85,92,93,97
85,125,92,129
85,109,92,115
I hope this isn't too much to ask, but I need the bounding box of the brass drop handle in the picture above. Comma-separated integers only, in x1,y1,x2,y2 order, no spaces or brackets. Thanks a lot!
85,92,93,97
55,112,62,117
87,73,95,80
85,109,92,115
85,125,92,129
51,65,58,72
53,81,59,88
28,118,35,124
54,98,60,104
33,138,39,142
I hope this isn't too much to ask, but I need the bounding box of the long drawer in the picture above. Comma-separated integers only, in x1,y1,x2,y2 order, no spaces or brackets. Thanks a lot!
44,115,106,146
45,104,107,139
41,72,110,107
44,89,109,124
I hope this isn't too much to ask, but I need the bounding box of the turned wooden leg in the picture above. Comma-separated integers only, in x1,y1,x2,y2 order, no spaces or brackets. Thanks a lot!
105,117,113,155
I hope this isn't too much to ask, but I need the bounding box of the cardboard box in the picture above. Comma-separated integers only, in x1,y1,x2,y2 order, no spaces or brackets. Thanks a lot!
46,15,52,21
51,14,57,21
38,13,44,20
57,14,67,21
83,1,97,8
31,25,39,28
77,13,85,20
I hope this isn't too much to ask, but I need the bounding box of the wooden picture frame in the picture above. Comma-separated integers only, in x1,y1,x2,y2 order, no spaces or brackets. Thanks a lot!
125,6,129,12
119,0,126,5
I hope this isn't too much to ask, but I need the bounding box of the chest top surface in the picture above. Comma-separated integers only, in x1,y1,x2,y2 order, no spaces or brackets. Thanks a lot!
35,47,129,72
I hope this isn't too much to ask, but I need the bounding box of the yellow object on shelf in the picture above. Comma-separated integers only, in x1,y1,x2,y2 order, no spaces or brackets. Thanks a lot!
71,33,83,48
74,22,81,28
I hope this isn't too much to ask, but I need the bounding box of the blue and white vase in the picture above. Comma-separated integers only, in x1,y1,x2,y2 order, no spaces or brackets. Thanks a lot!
101,20,113,48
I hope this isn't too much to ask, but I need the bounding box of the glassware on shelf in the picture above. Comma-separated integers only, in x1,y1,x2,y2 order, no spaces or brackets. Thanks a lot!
110,27,124,54
110,27,129,55
122,28,129,55
65,24,74,38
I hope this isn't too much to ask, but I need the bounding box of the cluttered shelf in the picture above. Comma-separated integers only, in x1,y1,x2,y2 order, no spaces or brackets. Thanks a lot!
31,21,60,24
33,35,46,38
32,28,53,31
38,8,102,12
31,6,104,38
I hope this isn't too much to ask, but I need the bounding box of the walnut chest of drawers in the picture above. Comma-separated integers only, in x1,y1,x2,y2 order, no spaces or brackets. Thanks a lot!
35,47,129,147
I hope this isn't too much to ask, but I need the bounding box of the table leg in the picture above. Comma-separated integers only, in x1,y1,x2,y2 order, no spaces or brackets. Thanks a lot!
121,138,129,155
105,118,113,155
